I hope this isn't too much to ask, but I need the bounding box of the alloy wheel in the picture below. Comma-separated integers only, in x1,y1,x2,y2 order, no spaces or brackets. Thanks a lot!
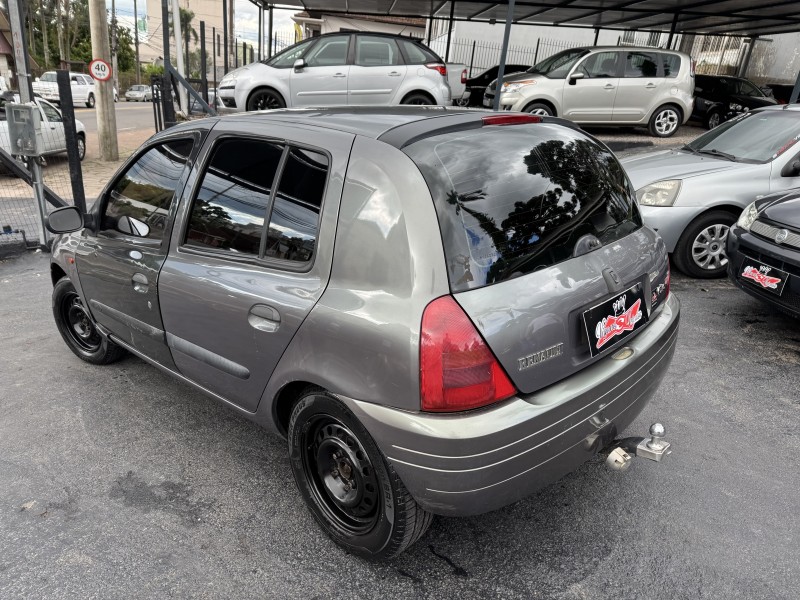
654,108,679,136
251,92,283,110
692,224,730,271
708,112,721,129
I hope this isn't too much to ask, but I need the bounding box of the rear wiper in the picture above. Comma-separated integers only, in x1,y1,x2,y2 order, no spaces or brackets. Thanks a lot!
696,148,737,161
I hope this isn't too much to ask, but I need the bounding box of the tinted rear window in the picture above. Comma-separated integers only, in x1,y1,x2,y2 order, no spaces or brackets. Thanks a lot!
404,124,642,292
660,53,681,78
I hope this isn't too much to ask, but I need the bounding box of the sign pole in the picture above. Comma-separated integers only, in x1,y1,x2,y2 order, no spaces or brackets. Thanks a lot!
88,0,119,161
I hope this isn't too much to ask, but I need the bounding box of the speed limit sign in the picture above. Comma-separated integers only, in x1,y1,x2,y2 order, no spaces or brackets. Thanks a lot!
89,59,112,82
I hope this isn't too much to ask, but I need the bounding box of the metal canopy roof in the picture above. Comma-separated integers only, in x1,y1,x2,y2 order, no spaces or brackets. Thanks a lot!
272,1,800,37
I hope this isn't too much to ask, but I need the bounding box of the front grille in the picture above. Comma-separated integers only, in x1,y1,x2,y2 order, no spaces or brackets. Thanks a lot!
751,220,800,250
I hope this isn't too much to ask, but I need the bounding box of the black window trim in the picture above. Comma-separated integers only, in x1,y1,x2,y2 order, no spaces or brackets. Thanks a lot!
92,131,202,249
178,133,331,274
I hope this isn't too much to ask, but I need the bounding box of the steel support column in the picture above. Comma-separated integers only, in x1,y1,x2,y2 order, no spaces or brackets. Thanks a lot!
223,0,229,73
445,2,455,62
492,0,516,111
268,5,274,58
593,28,599,45
790,69,800,104
666,12,679,49
738,36,757,78
258,5,263,60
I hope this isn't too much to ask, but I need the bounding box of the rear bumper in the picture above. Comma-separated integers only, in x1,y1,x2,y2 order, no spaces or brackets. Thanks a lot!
342,293,680,516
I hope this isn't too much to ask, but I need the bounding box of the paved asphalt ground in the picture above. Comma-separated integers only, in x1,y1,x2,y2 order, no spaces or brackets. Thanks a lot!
1,250,799,599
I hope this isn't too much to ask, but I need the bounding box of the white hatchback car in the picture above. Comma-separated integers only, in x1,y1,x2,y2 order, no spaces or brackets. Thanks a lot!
218,32,451,111
485,47,695,137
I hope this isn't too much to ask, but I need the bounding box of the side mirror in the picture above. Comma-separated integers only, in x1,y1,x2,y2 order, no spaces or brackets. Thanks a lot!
116,215,150,237
781,158,800,178
293,58,306,72
569,72,585,85
45,206,84,234
35,77,40,82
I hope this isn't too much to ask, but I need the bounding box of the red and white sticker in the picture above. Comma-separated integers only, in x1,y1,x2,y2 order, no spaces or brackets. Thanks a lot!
89,59,112,82
595,297,643,350
741,265,781,289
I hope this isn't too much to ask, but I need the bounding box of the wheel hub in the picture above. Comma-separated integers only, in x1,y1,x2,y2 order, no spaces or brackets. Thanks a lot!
692,224,730,270
62,293,101,352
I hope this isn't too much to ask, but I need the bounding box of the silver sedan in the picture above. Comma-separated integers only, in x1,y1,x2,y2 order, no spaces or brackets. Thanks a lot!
622,105,800,278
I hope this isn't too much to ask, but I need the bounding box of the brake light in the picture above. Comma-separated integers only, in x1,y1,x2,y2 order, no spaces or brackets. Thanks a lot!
461,68,467,84
482,114,542,126
690,59,696,77
420,296,516,412
425,62,447,77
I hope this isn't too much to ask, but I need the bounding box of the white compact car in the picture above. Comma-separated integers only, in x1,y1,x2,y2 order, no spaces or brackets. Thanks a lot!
0,95,87,162
218,32,451,111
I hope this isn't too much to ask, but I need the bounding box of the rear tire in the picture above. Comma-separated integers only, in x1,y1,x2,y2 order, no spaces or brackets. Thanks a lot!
52,277,126,364
705,108,722,130
76,134,86,161
401,93,434,105
672,210,737,278
86,94,95,109
523,102,554,116
288,389,433,559
648,105,681,137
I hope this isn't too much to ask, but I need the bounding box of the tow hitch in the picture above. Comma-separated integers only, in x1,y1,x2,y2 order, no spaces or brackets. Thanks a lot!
603,423,671,472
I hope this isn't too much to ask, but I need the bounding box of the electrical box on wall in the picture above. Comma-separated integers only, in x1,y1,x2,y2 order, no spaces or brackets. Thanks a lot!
7,103,43,157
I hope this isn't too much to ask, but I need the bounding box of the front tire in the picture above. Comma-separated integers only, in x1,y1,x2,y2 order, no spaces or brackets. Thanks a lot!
76,134,86,161
705,108,722,130
523,102,554,116
672,210,737,278
246,88,285,111
52,277,126,364
288,390,433,559
86,94,95,109
648,105,681,137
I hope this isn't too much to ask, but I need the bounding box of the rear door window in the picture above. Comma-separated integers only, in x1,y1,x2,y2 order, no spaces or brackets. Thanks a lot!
355,35,401,66
404,124,642,291
624,51,659,77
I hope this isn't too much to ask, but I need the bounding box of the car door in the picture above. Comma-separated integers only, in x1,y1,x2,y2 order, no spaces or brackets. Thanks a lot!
158,121,353,412
38,99,65,153
291,34,351,107
612,50,663,122
561,51,620,123
75,132,203,368
348,35,407,105
70,74,87,104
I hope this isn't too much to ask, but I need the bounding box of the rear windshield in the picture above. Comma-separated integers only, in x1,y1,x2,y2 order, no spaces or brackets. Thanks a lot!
405,124,642,292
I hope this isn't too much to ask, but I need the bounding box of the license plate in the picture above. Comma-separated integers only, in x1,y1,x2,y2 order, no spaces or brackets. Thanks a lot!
739,257,788,296
583,285,649,357
483,96,492,107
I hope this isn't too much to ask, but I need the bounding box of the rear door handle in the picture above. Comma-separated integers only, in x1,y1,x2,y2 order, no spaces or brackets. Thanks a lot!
248,304,281,333
131,272,149,294
388,71,402,77
645,83,657,89
333,73,347,78
604,84,615,89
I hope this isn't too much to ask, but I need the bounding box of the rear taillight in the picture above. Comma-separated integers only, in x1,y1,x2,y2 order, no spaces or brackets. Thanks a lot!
420,296,516,412
425,62,447,77
690,59,696,77
482,114,541,126
460,68,467,84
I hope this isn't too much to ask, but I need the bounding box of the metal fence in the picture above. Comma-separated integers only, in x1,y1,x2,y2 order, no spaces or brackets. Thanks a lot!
429,36,585,78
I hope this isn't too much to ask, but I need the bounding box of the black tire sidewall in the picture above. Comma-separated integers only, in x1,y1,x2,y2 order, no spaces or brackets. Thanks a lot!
705,109,722,130
86,94,95,108
401,93,433,105
649,105,681,138
52,277,117,364
247,89,284,111
77,135,86,161
673,211,736,278
523,102,554,116
288,392,398,558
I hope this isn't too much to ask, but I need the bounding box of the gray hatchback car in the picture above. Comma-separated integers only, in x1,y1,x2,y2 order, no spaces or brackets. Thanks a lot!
47,108,679,558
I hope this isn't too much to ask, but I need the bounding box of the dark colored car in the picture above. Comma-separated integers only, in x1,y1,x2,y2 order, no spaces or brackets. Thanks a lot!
728,185,800,318
692,74,777,129
45,108,678,559
464,63,531,106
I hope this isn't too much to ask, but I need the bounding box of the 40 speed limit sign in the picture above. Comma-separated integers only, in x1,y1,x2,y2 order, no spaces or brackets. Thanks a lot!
89,59,112,82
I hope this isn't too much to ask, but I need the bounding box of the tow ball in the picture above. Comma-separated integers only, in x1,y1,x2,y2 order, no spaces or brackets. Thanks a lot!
603,423,671,472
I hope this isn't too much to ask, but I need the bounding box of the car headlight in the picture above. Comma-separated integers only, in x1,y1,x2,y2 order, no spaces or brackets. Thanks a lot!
502,80,536,93
729,103,743,112
636,180,682,206
736,201,759,231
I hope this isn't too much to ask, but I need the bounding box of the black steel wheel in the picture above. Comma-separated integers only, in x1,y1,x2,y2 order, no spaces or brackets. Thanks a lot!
52,277,126,364
288,390,433,559
246,89,285,111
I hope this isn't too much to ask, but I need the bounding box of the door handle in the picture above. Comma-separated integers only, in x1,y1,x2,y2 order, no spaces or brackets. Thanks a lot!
333,73,347,78
604,84,615,90
388,71,402,76
645,83,657,89
248,304,281,333
131,272,149,294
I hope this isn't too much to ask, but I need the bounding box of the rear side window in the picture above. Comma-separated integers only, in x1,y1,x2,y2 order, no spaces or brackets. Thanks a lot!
660,53,681,78
624,51,658,77
405,125,642,291
400,40,438,64
355,35,401,66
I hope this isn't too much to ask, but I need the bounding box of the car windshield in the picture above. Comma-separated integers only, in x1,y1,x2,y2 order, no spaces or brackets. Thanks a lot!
526,49,589,79
40,73,57,82
684,111,800,162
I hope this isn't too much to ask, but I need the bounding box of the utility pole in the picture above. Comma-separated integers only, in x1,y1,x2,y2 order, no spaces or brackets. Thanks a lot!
170,0,188,112
134,0,140,84
111,0,119,95
38,0,50,68
88,0,118,160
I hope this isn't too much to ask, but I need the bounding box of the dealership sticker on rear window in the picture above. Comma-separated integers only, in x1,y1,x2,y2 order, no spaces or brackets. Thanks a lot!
583,286,649,357
740,259,788,296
